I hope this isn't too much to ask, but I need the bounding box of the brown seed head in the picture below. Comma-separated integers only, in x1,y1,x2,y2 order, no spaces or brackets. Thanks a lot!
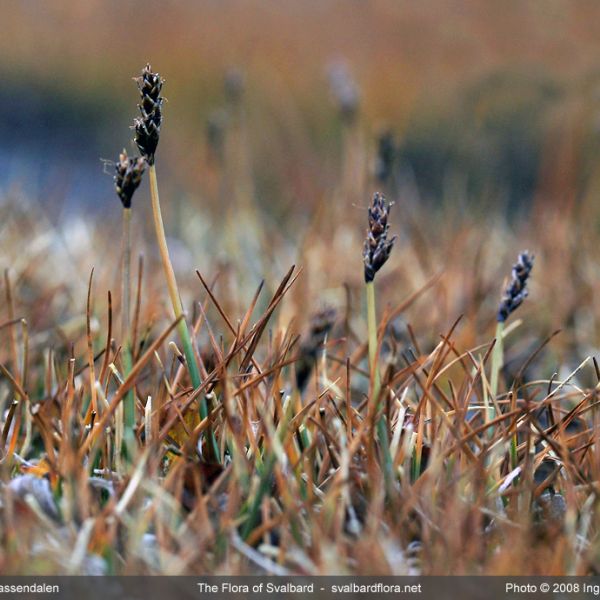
363,192,396,283
133,64,164,165
114,149,146,209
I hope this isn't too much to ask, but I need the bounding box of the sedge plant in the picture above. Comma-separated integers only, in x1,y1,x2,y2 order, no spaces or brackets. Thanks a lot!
133,64,219,461
489,251,534,401
489,250,534,467
114,149,145,460
363,192,396,489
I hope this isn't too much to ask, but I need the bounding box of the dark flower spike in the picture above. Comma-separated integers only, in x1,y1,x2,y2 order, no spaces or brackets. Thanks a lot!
134,64,164,165
363,192,396,283
114,150,146,209
497,250,534,322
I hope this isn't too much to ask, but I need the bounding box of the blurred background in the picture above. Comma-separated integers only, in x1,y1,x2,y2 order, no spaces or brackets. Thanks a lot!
4,0,600,215
3,0,600,383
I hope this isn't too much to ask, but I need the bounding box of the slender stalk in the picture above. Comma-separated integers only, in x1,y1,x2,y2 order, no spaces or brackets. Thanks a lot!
19,319,32,458
121,207,136,460
489,320,504,405
122,208,132,344
510,391,519,471
488,320,518,499
490,325,519,469
366,281,380,400
366,281,393,489
148,164,219,461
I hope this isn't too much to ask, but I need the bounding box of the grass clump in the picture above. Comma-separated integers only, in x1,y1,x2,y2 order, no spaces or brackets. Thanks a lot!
1,63,600,578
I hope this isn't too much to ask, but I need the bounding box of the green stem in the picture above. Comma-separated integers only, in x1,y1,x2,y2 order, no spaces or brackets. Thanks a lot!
122,347,135,458
490,320,504,405
491,320,518,468
148,164,219,461
366,281,393,489
488,319,506,456
122,208,135,460
488,320,516,492
122,208,132,344
366,282,380,398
